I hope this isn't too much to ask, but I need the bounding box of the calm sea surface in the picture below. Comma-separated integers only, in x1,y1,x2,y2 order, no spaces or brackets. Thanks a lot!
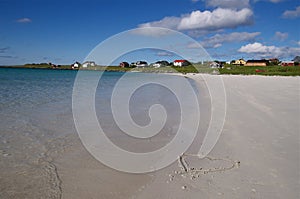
0,68,199,198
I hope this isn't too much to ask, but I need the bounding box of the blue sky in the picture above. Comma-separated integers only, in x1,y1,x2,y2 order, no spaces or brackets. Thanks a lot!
0,0,299,65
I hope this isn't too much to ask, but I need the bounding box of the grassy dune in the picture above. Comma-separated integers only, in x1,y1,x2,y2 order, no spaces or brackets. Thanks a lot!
1,64,299,76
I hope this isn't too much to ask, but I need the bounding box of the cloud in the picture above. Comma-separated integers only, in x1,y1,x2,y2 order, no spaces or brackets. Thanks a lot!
198,32,260,48
138,16,181,31
156,51,174,56
298,41,300,46
273,31,288,41
254,0,284,3
16,18,32,23
205,0,250,9
178,8,253,31
133,17,181,36
0,55,14,58
185,29,223,38
282,6,300,18
238,42,300,58
0,47,10,53
187,42,203,49
268,0,284,2
132,27,174,37
238,42,277,54
135,8,253,36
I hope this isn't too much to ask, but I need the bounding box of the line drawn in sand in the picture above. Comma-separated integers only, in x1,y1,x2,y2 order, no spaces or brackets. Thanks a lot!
172,153,241,181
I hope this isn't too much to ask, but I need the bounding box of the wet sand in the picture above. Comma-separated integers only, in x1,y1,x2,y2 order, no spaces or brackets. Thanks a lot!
1,74,299,198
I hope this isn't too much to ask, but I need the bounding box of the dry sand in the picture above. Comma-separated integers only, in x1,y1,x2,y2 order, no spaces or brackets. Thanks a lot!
53,74,299,199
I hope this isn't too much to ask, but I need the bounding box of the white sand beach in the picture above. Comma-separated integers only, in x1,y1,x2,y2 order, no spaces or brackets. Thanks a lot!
52,74,300,199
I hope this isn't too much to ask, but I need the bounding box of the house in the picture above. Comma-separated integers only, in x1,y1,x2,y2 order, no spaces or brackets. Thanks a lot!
231,59,246,66
210,62,220,68
269,58,279,65
245,60,269,66
210,61,225,68
49,62,58,68
82,61,96,68
152,60,169,68
71,62,80,69
218,61,226,67
281,61,294,66
130,62,136,67
119,62,129,68
135,61,148,67
173,60,189,67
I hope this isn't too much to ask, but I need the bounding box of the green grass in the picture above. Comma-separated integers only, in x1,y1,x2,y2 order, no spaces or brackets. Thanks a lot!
219,65,300,76
2,64,73,70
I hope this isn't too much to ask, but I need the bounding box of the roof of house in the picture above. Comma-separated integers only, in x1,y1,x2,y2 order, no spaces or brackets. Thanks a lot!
246,60,269,63
232,59,246,63
174,60,188,62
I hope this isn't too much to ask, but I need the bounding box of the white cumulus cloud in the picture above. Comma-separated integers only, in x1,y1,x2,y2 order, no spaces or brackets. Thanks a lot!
238,42,300,58
134,8,253,36
178,8,253,31
239,42,277,54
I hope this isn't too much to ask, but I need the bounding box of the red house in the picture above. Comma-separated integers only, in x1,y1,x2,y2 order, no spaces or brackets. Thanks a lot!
281,61,294,66
173,60,189,67
119,62,129,68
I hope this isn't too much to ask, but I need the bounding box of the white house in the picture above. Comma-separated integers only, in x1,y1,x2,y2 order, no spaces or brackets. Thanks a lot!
135,61,148,67
173,60,189,67
72,62,80,69
210,62,220,68
82,61,96,68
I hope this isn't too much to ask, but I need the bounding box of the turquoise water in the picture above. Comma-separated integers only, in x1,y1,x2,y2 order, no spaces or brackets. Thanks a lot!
0,68,188,142
0,68,125,198
0,68,75,111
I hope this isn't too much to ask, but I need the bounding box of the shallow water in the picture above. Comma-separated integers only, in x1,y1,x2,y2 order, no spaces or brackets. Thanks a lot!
0,68,200,198
0,68,77,198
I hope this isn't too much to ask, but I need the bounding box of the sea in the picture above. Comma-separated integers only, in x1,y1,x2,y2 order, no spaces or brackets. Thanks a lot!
0,67,202,198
